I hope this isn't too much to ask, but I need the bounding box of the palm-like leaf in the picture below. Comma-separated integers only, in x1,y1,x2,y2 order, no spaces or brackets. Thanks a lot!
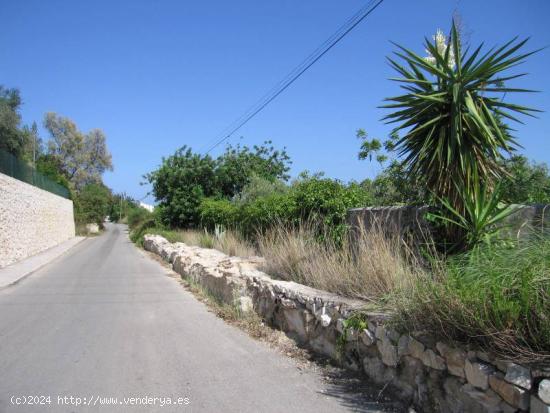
382,22,541,210
427,176,520,250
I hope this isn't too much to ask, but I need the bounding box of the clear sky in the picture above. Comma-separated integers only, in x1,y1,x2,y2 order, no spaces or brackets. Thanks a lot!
1,0,549,203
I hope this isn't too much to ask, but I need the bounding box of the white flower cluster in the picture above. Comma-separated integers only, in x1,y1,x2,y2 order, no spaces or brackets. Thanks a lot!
425,29,455,68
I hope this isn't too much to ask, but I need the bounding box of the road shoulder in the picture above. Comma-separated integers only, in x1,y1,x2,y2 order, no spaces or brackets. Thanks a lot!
0,236,87,289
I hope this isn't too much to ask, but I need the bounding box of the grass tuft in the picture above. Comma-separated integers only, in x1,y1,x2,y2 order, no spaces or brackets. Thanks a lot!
257,221,422,302
393,234,550,361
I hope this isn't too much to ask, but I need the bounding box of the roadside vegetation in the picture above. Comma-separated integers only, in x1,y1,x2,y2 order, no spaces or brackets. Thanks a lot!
0,92,124,231
123,22,550,360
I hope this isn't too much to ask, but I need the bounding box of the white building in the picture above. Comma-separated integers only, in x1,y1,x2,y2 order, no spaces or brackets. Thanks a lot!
139,202,154,213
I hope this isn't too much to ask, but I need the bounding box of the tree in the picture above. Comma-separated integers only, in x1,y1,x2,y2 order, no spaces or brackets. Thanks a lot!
499,155,550,204
36,154,71,192
73,183,112,226
382,22,540,211
0,86,28,157
44,112,113,190
215,141,291,198
145,146,218,227
145,142,292,228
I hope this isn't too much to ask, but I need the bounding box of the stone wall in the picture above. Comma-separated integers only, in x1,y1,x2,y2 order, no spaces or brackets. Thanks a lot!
0,172,75,267
143,234,550,413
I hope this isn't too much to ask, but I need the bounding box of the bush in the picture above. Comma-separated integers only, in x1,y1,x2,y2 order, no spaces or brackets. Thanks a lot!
129,217,157,245
144,142,291,228
198,177,372,243
239,193,297,238
199,198,240,231
290,178,372,243
127,207,152,229
234,174,288,204
394,236,550,361
73,183,112,226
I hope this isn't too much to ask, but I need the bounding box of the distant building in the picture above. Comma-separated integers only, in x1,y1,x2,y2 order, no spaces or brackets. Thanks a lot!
139,202,155,212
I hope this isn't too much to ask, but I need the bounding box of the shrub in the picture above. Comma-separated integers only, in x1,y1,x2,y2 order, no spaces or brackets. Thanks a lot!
144,142,291,228
290,178,372,243
36,154,71,193
129,217,156,245
199,198,240,230
234,174,288,204
127,207,152,229
73,183,112,226
239,193,297,238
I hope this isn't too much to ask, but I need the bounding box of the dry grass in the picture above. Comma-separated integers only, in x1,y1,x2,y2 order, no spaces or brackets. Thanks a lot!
154,228,257,257
257,221,424,302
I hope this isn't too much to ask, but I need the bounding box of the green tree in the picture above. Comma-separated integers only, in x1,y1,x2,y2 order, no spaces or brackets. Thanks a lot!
145,142,292,228
0,86,28,157
234,174,288,204
44,112,113,190
499,155,550,204
215,141,291,198
145,146,218,227
36,154,71,192
73,183,112,225
382,22,540,211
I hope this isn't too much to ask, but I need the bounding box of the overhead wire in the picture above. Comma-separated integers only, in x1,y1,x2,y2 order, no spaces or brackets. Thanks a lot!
202,0,385,154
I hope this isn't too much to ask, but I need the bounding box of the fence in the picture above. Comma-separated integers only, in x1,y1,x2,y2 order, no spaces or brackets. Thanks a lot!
0,149,70,199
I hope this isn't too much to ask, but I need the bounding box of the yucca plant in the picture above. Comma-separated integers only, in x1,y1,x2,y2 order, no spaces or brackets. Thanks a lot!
427,174,520,251
382,22,541,211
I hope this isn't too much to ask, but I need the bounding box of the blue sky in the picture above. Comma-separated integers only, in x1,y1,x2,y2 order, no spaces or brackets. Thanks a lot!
1,0,549,203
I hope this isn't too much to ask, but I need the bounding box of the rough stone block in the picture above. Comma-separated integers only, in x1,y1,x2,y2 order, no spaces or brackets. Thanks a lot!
504,363,532,390
421,348,446,371
238,296,253,313
336,318,345,334
377,337,399,367
540,380,550,405
398,335,410,357
375,324,386,340
407,337,425,360
531,396,550,413
437,342,466,378
465,359,494,390
489,372,529,410
320,313,331,327
459,384,503,413
363,356,395,384
360,328,375,346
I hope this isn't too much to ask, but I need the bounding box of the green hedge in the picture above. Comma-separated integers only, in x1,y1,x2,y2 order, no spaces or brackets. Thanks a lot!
197,178,372,242
199,198,240,230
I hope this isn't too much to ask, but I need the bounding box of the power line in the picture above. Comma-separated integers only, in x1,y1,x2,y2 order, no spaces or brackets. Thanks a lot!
203,0,385,154
206,0,381,144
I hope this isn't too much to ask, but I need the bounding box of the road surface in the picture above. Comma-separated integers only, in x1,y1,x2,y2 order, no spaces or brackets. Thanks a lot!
0,224,398,412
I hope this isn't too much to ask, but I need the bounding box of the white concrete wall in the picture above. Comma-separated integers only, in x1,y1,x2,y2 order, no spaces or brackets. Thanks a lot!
0,172,75,267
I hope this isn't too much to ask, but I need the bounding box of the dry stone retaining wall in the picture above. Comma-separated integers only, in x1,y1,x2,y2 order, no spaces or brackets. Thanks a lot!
0,172,75,267
143,234,550,413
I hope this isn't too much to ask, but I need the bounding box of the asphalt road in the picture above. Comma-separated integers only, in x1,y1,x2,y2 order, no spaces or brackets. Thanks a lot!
0,224,398,413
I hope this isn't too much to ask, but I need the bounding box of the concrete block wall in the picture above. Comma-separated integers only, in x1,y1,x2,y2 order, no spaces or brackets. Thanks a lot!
347,205,550,244
0,172,75,267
